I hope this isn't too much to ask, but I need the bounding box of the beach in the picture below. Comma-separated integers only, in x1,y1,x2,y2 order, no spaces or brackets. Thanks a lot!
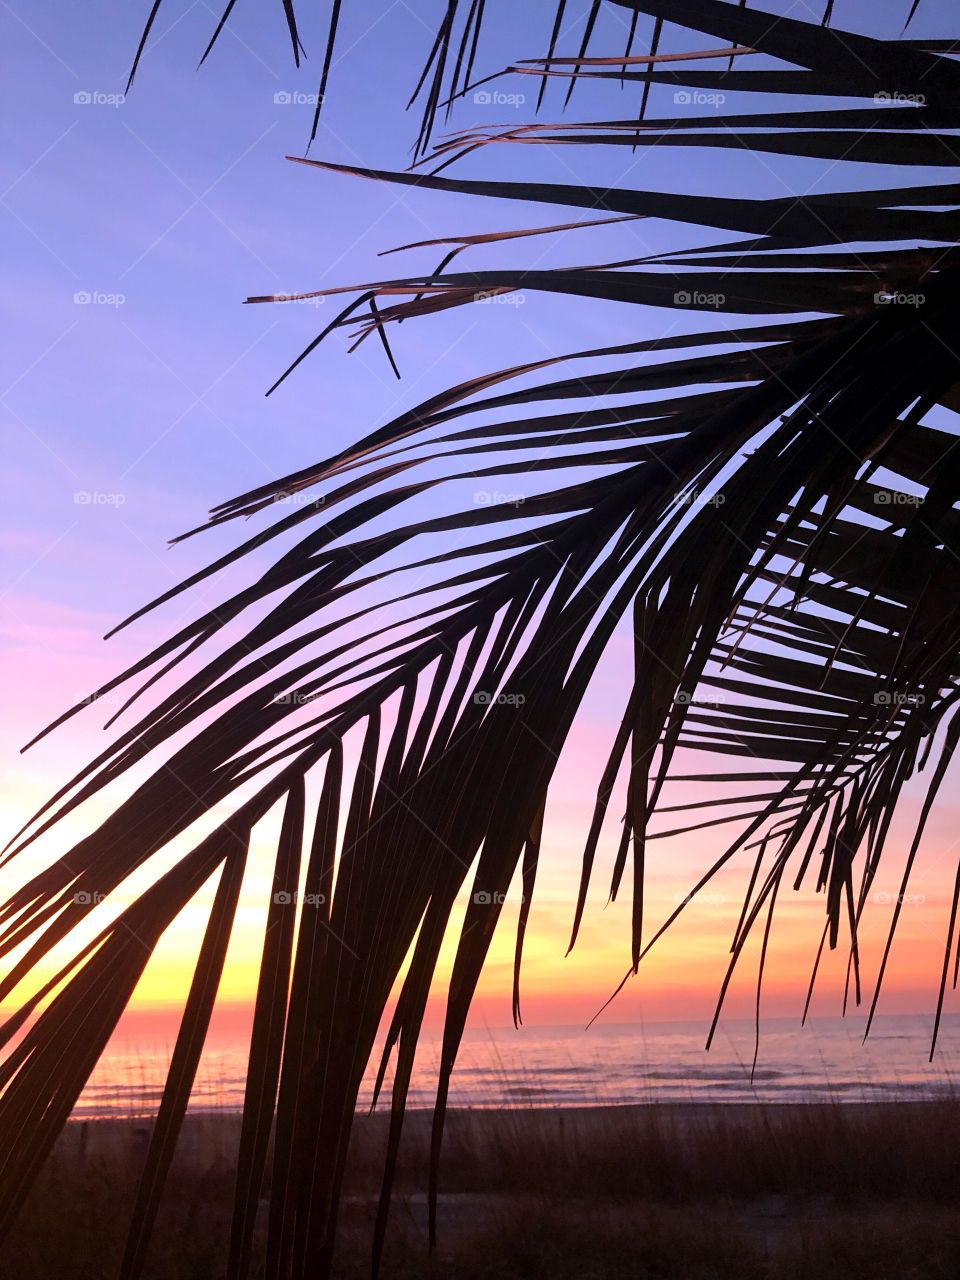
6,1099,960,1278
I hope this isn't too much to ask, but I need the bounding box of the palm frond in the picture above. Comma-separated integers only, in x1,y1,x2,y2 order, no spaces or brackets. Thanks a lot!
8,2,960,1277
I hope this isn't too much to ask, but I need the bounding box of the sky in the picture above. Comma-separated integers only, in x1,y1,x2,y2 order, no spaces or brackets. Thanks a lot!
2,0,960,1050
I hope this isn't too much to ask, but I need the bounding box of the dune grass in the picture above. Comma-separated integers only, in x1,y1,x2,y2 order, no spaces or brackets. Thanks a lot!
5,1099,960,1278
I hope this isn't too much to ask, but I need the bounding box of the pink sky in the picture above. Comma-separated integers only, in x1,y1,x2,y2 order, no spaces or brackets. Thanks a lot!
4,588,959,1039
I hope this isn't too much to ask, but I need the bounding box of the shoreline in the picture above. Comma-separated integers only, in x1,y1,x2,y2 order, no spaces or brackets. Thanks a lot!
61,1088,960,1128
60,1090,960,1123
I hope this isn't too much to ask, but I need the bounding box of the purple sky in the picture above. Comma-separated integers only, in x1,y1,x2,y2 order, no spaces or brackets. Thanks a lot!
3,0,959,1028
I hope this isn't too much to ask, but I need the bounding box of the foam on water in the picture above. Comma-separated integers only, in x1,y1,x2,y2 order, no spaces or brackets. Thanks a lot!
75,1012,960,1118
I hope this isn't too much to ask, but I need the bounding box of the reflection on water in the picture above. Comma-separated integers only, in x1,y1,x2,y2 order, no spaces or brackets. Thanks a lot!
76,1012,960,1118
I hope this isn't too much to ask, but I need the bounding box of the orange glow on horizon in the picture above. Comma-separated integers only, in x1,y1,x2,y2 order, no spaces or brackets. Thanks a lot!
3,599,959,1042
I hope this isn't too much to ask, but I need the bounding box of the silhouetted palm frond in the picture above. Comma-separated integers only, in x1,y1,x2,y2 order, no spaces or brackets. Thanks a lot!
6,2,960,1277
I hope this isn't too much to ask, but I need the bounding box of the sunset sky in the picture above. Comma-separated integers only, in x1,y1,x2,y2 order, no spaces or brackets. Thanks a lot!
3,0,960,1056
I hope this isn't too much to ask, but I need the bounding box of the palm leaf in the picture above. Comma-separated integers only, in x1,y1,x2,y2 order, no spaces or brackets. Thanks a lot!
7,2,960,1277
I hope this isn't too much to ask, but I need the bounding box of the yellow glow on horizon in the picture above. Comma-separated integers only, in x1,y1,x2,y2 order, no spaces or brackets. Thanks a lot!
4,720,958,1034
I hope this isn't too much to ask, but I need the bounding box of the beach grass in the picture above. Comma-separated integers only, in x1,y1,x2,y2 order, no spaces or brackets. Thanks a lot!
4,1099,960,1278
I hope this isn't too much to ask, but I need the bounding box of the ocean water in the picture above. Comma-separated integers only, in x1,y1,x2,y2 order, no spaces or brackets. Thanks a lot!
76,1012,960,1118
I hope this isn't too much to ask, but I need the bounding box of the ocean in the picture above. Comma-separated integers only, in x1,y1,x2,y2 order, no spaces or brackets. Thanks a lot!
76,1012,960,1118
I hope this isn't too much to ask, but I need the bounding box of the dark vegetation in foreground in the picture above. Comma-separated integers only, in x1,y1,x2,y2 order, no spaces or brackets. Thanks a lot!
7,1101,960,1279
